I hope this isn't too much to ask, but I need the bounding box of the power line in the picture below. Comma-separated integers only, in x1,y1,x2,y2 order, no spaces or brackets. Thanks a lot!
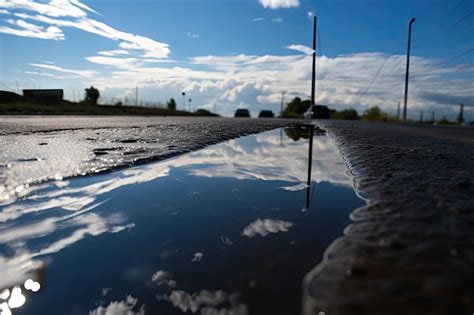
362,55,391,94
411,47,474,77
453,11,474,26
453,0,468,11
385,55,405,77
436,47,474,67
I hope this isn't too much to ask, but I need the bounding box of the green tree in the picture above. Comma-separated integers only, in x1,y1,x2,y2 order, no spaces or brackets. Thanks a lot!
331,108,359,120
282,97,311,118
362,106,384,121
84,86,100,105
167,98,177,111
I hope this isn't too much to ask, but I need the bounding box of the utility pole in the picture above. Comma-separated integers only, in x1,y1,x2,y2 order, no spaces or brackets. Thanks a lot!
458,103,464,124
396,101,401,120
280,91,286,117
311,16,317,106
135,86,138,106
403,17,415,122
181,92,186,111
188,98,192,112
419,110,423,123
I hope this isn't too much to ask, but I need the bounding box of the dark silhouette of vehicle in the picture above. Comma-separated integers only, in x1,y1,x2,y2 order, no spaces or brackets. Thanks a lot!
304,105,331,119
258,110,274,118
234,109,251,118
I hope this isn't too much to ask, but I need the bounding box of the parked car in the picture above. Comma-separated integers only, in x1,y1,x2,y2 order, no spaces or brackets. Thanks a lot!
258,110,274,118
234,109,251,118
304,105,331,119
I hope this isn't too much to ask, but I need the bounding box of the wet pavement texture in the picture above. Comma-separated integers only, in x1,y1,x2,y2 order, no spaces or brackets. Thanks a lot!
0,116,298,203
0,127,364,315
303,121,474,315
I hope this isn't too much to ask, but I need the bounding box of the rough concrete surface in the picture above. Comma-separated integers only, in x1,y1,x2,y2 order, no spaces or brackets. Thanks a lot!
303,121,474,315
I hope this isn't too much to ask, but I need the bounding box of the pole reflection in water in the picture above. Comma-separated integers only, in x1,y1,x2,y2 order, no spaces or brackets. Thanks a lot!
305,124,314,210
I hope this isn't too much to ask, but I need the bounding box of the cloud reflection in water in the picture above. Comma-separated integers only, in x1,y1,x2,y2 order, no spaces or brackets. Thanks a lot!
0,128,352,312
89,295,145,315
242,218,293,238
158,290,248,315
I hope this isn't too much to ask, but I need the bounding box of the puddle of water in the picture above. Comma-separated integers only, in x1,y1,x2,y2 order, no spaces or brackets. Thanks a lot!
0,127,364,315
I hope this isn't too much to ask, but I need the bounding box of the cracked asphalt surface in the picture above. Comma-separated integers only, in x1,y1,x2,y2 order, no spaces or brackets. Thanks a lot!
303,120,474,315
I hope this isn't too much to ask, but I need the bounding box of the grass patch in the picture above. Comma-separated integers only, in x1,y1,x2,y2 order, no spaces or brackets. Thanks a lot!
0,101,219,116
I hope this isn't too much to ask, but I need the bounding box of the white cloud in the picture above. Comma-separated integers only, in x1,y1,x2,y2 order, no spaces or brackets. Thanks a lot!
252,17,264,21
308,11,315,18
272,17,283,22
186,32,200,38
68,51,472,119
28,62,97,77
0,0,97,18
0,18,64,40
286,44,314,55
98,50,130,57
23,70,56,77
85,56,140,69
0,1,170,58
258,0,300,9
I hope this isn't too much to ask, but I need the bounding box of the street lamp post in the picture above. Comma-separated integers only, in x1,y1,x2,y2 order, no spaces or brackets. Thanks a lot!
403,17,416,122
189,98,192,112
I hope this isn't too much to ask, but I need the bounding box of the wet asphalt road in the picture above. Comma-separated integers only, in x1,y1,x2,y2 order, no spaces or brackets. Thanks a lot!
0,116,297,203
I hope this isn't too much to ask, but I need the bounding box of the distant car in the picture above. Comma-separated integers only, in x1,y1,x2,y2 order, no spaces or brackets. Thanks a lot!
234,109,251,118
304,105,331,119
258,110,274,118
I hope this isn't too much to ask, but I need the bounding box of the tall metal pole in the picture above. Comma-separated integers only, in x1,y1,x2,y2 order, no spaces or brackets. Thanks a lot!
311,16,317,106
181,92,186,111
280,91,286,117
419,110,423,123
458,103,464,124
403,17,415,122
396,101,401,120
135,86,138,106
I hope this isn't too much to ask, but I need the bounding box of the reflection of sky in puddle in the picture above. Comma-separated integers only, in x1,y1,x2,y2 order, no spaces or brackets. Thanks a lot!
0,127,363,315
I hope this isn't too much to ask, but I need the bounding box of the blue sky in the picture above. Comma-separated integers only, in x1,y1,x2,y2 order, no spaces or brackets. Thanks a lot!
0,0,472,120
